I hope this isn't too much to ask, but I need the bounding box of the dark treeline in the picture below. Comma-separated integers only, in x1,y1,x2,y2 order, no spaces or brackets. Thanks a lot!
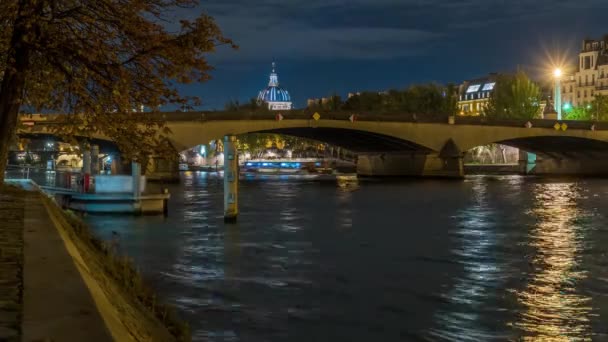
225,83,459,118
312,84,459,118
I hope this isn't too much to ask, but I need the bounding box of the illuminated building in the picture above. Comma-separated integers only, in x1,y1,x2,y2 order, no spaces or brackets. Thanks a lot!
257,62,293,111
457,74,497,115
458,74,546,117
561,35,608,109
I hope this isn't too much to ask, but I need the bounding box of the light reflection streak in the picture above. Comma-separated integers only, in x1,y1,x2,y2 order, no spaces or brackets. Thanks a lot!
336,176,358,229
429,177,506,341
511,183,592,341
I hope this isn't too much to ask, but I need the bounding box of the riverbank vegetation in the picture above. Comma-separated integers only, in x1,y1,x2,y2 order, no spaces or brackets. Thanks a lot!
483,71,542,120
564,95,608,121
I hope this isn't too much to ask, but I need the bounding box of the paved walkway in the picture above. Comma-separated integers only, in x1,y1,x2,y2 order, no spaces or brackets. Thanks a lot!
0,186,113,341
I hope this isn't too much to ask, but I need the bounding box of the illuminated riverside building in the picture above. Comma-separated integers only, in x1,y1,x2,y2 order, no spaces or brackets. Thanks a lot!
257,62,293,111
458,74,546,117
561,35,608,108
457,74,497,115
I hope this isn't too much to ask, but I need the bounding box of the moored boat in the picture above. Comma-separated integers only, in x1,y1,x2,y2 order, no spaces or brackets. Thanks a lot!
241,159,330,175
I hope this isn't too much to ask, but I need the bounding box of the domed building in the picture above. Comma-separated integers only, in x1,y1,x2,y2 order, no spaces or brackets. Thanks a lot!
257,62,293,110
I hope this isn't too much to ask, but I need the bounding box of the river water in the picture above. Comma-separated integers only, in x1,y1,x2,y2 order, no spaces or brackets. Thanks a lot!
76,172,608,341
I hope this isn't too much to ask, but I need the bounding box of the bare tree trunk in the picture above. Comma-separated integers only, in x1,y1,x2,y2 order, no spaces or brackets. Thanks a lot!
0,1,35,184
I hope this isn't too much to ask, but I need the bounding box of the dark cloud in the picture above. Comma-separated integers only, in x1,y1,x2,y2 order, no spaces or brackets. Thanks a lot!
198,0,608,61
181,0,608,109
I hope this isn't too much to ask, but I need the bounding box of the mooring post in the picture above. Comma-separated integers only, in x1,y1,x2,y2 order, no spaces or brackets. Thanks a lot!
132,160,141,200
223,135,238,223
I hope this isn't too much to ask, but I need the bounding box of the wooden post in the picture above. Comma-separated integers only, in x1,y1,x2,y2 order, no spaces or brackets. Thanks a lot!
223,135,238,223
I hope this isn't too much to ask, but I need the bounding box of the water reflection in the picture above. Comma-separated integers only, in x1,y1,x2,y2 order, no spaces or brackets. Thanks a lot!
429,176,508,341
81,173,608,342
335,176,358,229
512,183,592,340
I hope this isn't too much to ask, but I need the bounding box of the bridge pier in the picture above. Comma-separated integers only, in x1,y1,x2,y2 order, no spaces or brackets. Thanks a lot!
223,135,238,223
356,152,463,178
526,153,608,176
146,156,180,183
356,139,464,178
518,150,537,175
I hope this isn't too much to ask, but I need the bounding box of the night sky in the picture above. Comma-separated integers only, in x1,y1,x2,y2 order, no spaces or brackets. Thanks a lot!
178,0,608,110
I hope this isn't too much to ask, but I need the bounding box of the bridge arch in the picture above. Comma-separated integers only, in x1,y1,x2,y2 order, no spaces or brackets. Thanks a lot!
493,136,608,157
165,120,439,153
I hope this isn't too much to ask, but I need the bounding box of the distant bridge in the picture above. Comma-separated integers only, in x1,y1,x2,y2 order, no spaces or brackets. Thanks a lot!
16,111,608,177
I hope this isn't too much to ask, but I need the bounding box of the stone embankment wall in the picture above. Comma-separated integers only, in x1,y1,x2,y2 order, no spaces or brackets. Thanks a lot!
0,186,24,341
0,184,190,341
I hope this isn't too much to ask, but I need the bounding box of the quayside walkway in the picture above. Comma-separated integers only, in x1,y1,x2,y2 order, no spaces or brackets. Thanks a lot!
1,184,113,341
0,182,180,342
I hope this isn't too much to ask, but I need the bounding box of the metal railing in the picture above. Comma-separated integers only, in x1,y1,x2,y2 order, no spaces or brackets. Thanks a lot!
4,164,45,179
4,164,84,191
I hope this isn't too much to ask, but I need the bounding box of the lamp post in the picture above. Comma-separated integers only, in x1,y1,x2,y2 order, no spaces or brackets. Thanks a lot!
554,68,562,120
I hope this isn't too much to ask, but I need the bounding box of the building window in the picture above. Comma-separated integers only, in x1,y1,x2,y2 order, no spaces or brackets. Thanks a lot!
584,56,591,69
593,74,595,84
578,90,581,98
584,90,587,97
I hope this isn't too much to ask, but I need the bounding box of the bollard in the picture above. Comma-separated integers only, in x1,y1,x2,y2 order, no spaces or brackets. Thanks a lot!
223,135,238,223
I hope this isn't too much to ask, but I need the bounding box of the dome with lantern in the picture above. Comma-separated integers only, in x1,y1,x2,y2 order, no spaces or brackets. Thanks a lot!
257,62,293,110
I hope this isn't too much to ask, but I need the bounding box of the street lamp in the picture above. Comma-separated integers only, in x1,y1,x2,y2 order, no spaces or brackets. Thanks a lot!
553,68,562,120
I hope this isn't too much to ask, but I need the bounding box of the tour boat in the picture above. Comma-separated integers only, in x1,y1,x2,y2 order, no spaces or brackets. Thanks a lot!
241,159,331,175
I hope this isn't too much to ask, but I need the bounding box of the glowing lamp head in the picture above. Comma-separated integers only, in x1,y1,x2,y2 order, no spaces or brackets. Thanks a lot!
553,68,562,78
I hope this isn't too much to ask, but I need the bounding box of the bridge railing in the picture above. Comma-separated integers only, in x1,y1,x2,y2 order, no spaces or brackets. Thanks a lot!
146,110,449,123
454,116,608,130
17,111,608,130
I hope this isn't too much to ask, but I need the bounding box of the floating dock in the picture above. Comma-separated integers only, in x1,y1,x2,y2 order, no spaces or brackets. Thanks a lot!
40,186,170,215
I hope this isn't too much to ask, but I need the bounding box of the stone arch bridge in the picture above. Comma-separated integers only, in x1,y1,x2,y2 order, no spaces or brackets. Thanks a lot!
17,111,608,177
